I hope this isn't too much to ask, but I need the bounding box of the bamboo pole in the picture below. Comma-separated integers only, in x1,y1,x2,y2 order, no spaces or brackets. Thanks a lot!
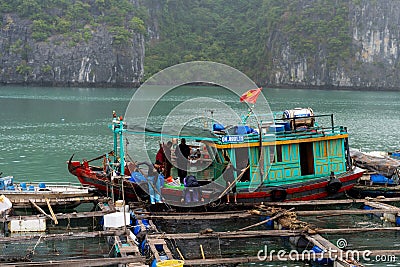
176,247,185,260
200,244,205,259
218,166,250,199
238,207,295,231
45,198,58,225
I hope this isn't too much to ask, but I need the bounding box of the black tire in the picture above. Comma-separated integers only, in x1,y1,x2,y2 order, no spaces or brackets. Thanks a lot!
270,189,287,202
326,178,342,194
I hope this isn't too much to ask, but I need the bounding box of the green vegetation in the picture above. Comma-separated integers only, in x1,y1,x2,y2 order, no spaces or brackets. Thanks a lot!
144,0,354,81
1,0,356,82
0,0,145,44
16,61,32,76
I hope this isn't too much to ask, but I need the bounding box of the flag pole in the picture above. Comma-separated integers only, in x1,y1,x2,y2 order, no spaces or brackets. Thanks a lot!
241,104,255,124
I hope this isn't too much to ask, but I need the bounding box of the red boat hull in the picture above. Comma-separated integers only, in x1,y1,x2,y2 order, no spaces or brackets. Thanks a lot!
68,158,364,206
68,160,148,202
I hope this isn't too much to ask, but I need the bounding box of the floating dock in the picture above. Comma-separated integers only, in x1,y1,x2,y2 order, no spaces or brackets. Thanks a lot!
1,196,400,265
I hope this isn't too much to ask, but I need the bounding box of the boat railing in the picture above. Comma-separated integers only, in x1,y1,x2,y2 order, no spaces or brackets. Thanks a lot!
13,181,86,188
221,112,347,143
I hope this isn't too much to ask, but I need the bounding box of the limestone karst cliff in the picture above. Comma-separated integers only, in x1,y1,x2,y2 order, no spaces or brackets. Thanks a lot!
1,0,400,89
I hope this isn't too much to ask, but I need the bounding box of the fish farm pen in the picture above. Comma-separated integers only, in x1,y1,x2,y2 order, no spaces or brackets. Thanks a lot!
0,196,399,266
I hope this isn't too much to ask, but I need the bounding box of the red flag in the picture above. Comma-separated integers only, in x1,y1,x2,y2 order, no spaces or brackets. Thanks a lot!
240,87,262,104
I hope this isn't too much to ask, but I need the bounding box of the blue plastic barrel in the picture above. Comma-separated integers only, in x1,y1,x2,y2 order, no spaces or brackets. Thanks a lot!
213,123,225,131
311,246,332,264
396,216,400,227
260,216,274,229
159,255,169,261
133,225,141,235
275,122,291,131
363,205,373,210
268,125,285,133
235,125,247,135
29,185,35,191
39,183,46,189
20,183,27,190
155,244,164,252
392,152,400,158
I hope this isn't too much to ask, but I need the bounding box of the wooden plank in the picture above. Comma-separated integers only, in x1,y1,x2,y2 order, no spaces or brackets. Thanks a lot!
146,237,174,260
45,198,58,225
0,230,128,243
150,230,302,240
303,234,361,267
296,208,400,216
364,201,400,211
150,226,400,240
120,245,140,254
256,197,400,206
136,208,400,220
1,256,144,266
137,212,253,220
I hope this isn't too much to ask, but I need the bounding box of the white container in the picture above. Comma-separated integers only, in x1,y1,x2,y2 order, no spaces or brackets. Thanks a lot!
115,205,129,212
0,195,12,212
103,212,130,228
9,218,46,232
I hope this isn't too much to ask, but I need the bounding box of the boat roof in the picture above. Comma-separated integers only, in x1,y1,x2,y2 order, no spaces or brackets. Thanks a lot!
125,111,348,148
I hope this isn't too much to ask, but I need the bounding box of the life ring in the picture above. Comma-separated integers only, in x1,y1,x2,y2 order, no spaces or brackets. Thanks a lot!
326,178,342,194
270,188,287,202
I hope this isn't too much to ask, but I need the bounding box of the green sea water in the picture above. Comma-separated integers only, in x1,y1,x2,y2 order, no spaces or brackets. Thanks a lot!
0,86,399,265
1,86,398,182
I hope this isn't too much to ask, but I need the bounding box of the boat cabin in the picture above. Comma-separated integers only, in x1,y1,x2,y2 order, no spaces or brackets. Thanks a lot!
204,108,351,192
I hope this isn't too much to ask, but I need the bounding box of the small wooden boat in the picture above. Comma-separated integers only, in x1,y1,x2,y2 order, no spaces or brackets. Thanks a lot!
0,175,95,209
68,107,364,207
67,154,149,202
348,149,400,198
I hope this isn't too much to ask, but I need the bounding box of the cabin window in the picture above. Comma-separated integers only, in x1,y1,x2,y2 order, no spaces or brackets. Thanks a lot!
299,142,314,176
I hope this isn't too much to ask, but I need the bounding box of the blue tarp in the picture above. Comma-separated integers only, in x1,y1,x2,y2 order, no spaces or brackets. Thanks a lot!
370,173,395,185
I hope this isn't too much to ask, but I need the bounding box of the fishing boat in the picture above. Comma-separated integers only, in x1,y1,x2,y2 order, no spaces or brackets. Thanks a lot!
68,104,364,207
0,175,95,209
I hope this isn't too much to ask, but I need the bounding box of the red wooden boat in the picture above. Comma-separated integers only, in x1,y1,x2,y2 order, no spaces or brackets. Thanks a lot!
68,154,149,202
68,108,364,207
